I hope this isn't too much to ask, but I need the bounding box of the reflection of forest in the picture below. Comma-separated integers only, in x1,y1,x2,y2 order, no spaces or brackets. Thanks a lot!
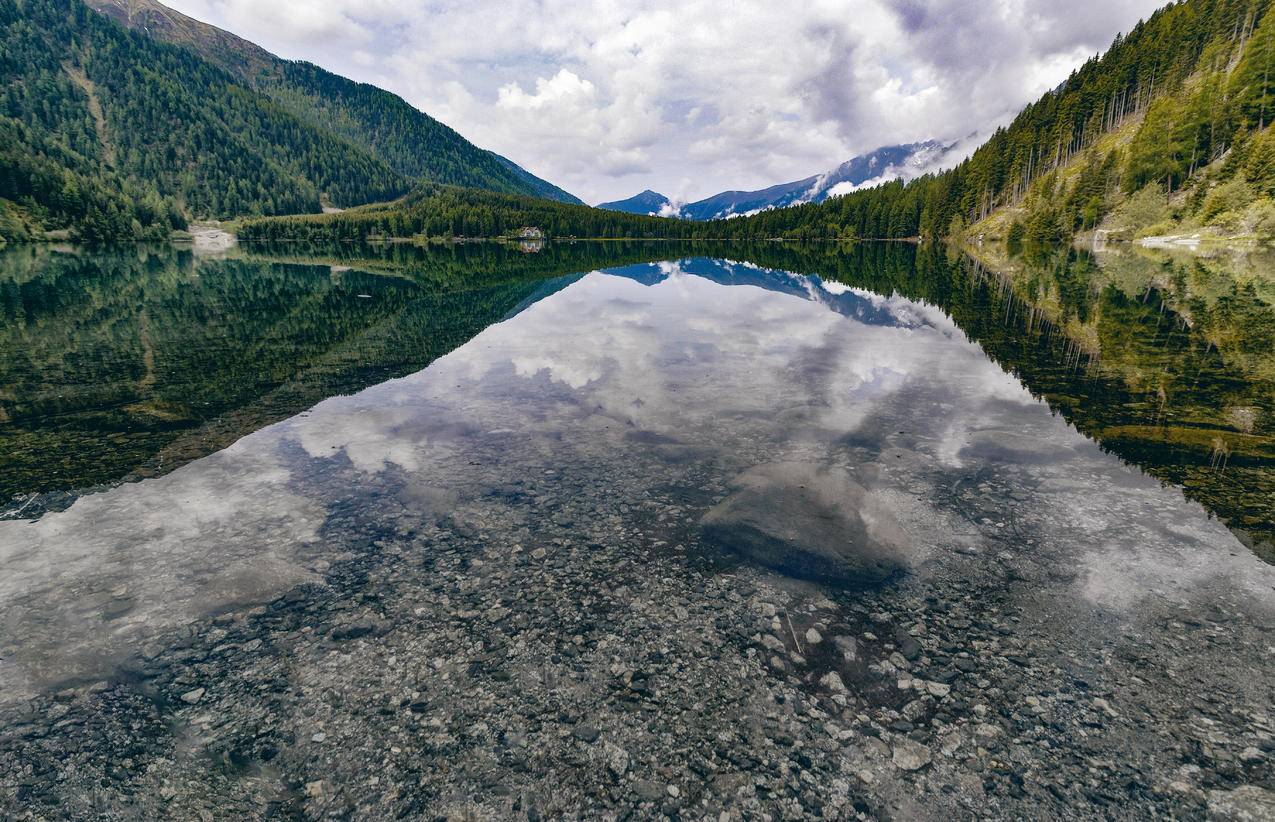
0,242,707,504
2,240,1271,561
617,240,1274,560
954,243,1275,561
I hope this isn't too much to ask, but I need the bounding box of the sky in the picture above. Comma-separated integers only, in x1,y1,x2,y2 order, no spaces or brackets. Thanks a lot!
164,0,1166,205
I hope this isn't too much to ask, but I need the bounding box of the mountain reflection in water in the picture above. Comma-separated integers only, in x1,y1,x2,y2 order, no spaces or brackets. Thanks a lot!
0,243,1271,701
3,241,1269,557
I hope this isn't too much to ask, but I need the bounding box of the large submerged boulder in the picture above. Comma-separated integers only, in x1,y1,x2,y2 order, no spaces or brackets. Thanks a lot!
700,462,911,586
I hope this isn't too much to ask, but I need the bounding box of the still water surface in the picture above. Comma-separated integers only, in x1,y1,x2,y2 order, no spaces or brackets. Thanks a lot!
0,241,1272,699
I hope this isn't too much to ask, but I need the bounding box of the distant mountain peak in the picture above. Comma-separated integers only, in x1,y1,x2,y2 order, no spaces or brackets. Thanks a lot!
597,190,674,216
675,141,957,221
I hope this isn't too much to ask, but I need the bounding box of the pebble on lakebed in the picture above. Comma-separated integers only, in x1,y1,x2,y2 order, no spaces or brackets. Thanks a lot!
2,277,1273,821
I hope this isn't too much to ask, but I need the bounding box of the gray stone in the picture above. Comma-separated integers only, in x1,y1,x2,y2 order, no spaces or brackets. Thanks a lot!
974,723,1002,747
761,634,787,654
899,636,923,661
833,635,860,662
700,462,911,586
633,780,664,802
892,739,932,771
820,671,848,693
1239,747,1264,764
330,618,381,641
1206,786,1275,821
604,742,629,777
179,687,205,705
573,725,601,743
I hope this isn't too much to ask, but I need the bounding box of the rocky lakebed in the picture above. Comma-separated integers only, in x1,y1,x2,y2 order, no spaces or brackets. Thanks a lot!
1,260,1272,820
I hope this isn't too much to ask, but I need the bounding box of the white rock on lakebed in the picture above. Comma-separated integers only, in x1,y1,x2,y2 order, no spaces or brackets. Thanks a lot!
892,739,932,771
820,671,848,693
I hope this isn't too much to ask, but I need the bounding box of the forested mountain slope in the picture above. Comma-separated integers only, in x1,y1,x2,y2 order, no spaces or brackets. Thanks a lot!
739,0,1275,243
83,0,581,205
0,0,576,244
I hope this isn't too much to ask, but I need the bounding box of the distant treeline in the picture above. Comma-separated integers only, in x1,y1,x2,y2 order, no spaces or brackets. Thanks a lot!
239,185,720,242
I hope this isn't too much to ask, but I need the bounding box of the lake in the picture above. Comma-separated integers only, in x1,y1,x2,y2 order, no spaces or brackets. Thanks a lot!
0,241,1272,819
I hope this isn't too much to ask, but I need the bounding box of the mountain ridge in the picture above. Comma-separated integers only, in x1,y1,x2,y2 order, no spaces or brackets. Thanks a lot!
0,0,579,243
680,141,955,220
82,0,581,206
596,190,674,216
598,142,958,221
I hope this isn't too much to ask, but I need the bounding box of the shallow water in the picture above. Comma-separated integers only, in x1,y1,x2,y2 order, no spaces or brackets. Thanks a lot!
2,243,1274,819
1,245,1271,701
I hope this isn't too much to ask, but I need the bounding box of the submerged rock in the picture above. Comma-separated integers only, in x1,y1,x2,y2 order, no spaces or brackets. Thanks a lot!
892,739,932,771
572,725,601,743
1206,786,1275,821
331,618,385,641
632,779,664,803
700,462,911,585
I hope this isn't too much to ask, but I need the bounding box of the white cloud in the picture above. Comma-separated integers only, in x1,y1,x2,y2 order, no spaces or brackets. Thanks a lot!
824,132,985,198
0,445,324,700
656,198,684,218
498,69,595,111
164,0,1164,203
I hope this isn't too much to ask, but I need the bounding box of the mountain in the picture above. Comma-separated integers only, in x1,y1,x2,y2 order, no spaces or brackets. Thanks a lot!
597,190,674,216
597,143,956,222
84,0,581,206
212,0,1275,247
677,141,955,220
722,0,1275,243
0,0,578,244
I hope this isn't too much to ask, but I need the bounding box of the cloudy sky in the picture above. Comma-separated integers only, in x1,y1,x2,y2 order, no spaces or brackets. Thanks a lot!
165,0,1164,204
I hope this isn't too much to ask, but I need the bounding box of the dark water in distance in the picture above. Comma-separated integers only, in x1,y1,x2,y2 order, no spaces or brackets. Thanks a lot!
0,241,694,507
1,241,1270,557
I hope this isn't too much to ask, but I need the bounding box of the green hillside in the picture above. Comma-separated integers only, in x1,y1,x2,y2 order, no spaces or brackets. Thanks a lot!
83,0,581,205
746,0,1275,243
0,0,577,244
